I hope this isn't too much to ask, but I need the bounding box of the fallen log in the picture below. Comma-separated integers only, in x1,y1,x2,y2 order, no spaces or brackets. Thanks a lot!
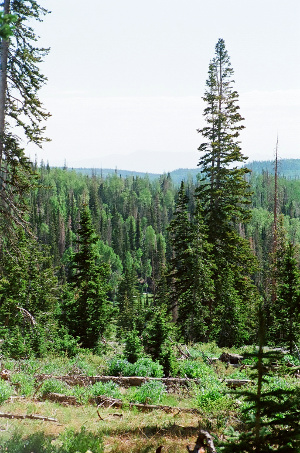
224,379,253,388
94,395,201,414
0,412,59,423
35,374,248,390
219,352,243,365
42,392,79,406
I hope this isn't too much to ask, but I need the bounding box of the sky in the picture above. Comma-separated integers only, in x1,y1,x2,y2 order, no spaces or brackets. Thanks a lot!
26,0,300,173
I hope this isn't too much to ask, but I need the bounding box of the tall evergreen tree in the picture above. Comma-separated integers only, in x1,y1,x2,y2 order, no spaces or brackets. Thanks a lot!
168,181,214,341
0,0,50,241
196,38,258,345
196,38,251,233
268,215,300,351
62,206,112,349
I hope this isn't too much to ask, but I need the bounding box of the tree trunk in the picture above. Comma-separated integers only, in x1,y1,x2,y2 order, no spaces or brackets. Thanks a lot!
0,0,10,168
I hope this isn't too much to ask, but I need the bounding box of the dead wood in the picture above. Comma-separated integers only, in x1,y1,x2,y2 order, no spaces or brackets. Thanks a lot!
94,395,201,414
219,352,243,365
224,379,253,388
94,395,123,408
0,369,10,381
0,412,59,423
16,306,36,325
187,429,217,453
42,392,78,406
35,374,246,392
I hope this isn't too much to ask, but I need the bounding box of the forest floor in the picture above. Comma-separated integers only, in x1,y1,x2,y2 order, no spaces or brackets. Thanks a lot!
0,343,299,452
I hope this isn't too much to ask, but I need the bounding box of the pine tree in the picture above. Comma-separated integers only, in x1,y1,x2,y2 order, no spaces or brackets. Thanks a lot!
268,215,300,351
197,38,251,235
0,0,50,241
196,39,258,345
62,206,112,349
223,307,300,452
168,181,214,341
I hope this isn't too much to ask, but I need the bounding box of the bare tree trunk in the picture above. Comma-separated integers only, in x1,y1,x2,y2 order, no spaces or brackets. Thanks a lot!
271,137,279,303
0,0,10,168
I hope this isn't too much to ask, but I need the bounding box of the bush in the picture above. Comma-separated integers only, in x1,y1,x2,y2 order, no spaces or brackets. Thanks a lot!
39,379,70,397
108,358,134,376
108,357,163,377
55,426,103,452
178,359,213,380
90,381,121,399
0,427,104,453
132,357,164,377
11,373,35,397
0,379,13,404
130,380,166,404
124,328,144,363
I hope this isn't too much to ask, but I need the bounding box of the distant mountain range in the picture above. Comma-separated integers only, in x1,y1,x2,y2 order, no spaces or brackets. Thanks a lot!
246,159,300,178
68,158,300,184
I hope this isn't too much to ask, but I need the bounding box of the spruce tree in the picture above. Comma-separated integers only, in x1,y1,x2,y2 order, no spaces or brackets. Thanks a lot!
62,206,112,349
268,215,300,351
196,38,258,344
197,38,251,234
0,0,50,242
168,181,214,341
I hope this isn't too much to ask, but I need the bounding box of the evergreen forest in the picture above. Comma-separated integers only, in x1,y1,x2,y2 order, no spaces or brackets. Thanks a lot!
0,3,299,451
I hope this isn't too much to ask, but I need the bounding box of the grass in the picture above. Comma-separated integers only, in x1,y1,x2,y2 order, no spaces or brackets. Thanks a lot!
0,344,299,451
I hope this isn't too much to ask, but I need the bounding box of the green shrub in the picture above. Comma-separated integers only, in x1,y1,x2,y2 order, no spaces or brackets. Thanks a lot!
0,380,13,404
1,326,29,359
132,357,164,377
124,328,144,363
39,379,70,397
108,356,164,377
178,359,213,380
108,358,134,376
0,427,104,453
130,380,166,404
55,427,103,452
0,430,51,453
11,373,35,397
90,381,121,399
195,379,227,409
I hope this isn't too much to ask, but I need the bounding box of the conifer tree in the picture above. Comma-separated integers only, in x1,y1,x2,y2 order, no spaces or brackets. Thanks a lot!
197,38,252,234
196,39,258,344
0,0,50,241
62,206,112,349
168,181,214,341
268,215,300,351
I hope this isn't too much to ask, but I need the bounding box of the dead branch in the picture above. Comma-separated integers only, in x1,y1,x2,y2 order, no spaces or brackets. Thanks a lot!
187,429,217,453
293,341,300,362
168,337,192,359
94,395,201,414
16,306,36,326
224,379,253,388
0,412,59,423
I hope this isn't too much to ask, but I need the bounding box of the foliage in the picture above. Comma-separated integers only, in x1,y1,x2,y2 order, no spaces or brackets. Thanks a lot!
108,357,164,378
39,379,70,398
0,427,103,453
124,327,144,363
0,0,50,241
89,381,122,400
129,380,166,404
61,206,112,349
222,309,300,452
0,379,13,404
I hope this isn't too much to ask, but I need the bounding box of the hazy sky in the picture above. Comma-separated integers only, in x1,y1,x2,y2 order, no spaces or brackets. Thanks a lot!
27,0,300,172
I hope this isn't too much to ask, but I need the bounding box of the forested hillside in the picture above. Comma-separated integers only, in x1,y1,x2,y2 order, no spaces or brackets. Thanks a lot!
0,8,299,448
